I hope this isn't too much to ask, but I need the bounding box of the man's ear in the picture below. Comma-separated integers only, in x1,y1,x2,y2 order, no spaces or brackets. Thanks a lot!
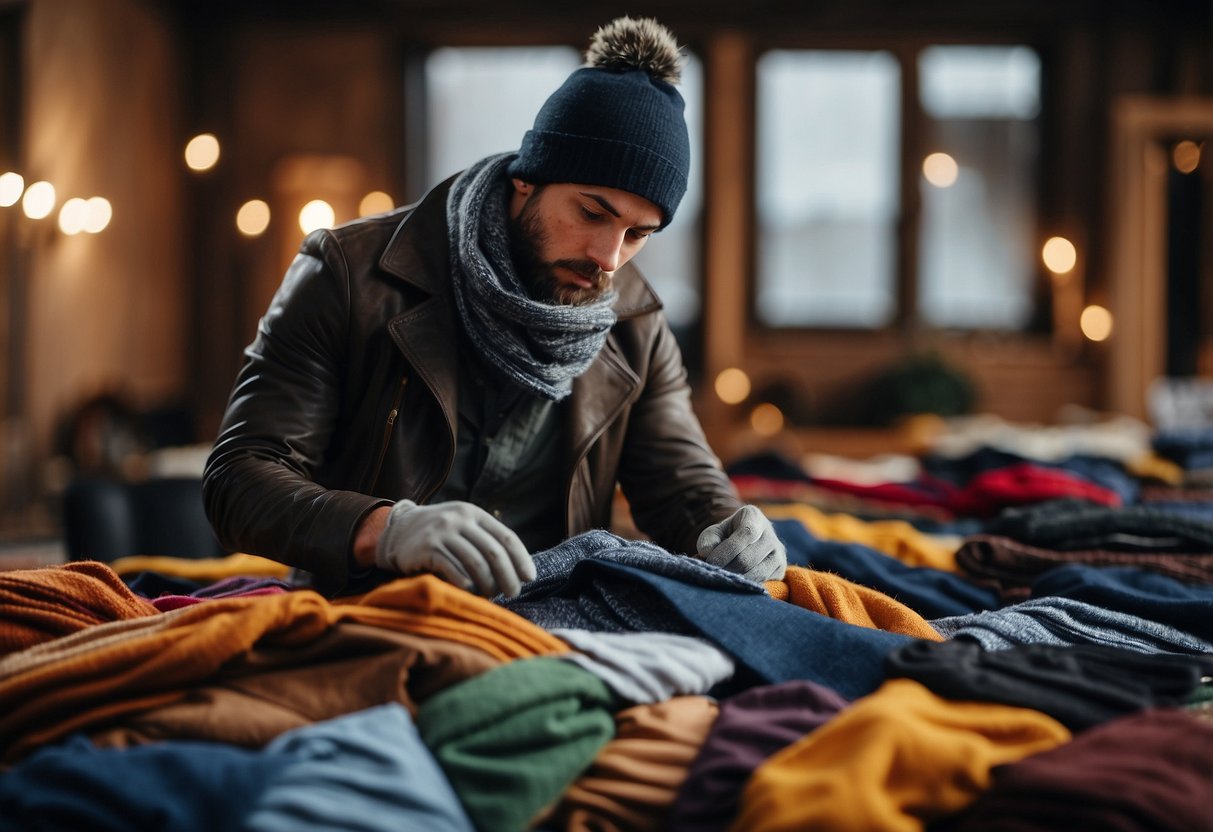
511,178,534,196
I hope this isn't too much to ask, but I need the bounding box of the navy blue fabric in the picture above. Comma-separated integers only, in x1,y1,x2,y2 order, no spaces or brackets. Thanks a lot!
774,519,998,619
500,532,910,699
584,559,912,700
1030,563,1213,641
0,735,292,832
124,571,206,598
1153,427,1213,469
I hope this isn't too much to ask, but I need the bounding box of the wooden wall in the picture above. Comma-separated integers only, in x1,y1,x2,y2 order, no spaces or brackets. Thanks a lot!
0,0,1209,534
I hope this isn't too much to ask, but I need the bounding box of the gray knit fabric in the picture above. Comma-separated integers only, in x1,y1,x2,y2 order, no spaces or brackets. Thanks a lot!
447,152,618,401
496,529,765,633
930,596,1213,655
552,629,736,705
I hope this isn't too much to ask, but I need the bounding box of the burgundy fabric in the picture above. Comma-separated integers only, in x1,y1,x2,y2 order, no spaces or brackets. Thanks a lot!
933,709,1213,832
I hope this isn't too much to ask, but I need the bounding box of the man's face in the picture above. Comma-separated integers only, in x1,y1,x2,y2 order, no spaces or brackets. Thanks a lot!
508,180,663,306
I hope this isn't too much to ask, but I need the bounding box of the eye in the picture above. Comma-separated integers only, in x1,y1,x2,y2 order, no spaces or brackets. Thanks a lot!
580,205,604,222
627,228,652,241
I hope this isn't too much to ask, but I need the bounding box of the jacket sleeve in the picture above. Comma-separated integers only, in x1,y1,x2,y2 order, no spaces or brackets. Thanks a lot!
202,231,389,595
616,313,742,555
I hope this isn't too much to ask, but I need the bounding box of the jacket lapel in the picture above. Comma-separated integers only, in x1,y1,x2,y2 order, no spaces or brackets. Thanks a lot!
379,178,461,434
567,335,641,459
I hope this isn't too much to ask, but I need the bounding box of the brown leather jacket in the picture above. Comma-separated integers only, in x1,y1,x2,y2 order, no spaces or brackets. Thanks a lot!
203,177,741,595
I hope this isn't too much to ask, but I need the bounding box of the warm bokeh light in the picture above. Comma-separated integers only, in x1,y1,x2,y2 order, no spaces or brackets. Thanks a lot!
359,190,394,216
922,152,959,188
715,368,752,405
83,197,112,233
21,180,56,219
236,199,271,237
1041,236,1077,275
184,133,221,171
1080,304,1113,342
1173,140,1202,174
0,171,24,207
58,197,89,235
750,402,785,437
299,199,335,234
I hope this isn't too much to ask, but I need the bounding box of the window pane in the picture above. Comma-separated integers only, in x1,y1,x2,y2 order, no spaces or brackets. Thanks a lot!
755,50,901,328
917,46,1041,329
424,48,704,332
425,47,581,186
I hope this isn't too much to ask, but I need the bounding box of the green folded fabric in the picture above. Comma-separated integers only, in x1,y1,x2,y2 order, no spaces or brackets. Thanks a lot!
417,657,617,832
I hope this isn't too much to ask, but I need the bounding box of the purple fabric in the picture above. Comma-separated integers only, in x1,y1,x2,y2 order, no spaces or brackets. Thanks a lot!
667,680,850,832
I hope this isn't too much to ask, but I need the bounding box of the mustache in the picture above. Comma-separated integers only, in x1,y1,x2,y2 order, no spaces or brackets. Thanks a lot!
552,259,610,290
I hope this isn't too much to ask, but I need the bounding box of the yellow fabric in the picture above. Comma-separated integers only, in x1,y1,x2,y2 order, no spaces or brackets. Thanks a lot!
764,567,943,641
0,574,567,763
732,678,1070,832
760,503,960,572
108,552,292,580
1125,452,1184,486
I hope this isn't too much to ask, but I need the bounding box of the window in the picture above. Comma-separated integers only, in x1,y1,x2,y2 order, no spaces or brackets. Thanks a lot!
917,46,1041,328
755,50,901,328
423,46,705,333
754,44,1043,332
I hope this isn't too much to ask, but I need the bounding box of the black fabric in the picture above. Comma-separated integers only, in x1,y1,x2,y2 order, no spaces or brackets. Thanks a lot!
986,498,1213,552
884,638,1213,732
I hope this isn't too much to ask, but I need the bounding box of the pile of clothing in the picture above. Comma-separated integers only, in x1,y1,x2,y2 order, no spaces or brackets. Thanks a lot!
0,416,1211,831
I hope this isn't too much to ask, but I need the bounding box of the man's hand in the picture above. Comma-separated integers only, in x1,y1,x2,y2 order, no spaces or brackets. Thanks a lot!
696,505,787,582
374,500,536,598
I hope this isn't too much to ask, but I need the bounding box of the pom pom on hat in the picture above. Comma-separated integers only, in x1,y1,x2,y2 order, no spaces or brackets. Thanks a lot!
507,17,691,228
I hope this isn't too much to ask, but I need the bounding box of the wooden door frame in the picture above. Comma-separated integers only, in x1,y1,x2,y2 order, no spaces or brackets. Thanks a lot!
1107,96,1213,420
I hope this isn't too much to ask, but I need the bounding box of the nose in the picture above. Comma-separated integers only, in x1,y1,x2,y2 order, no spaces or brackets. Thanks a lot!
586,229,626,274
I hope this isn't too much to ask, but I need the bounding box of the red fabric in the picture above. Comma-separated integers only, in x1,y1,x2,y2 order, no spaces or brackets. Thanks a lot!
800,463,1121,519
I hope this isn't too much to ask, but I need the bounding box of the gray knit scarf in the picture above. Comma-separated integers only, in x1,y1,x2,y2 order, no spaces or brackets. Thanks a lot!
447,153,618,401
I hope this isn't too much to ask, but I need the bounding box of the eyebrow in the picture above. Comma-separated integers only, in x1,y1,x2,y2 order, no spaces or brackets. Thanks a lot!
580,191,661,231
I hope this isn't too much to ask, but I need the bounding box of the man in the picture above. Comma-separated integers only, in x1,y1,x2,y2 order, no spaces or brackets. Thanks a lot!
203,16,786,598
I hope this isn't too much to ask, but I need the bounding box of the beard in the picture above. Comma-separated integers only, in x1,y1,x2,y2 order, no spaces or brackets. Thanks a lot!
508,195,611,307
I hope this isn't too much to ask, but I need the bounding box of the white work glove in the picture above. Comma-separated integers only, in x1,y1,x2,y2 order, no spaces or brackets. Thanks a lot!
696,505,787,582
374,500,536,598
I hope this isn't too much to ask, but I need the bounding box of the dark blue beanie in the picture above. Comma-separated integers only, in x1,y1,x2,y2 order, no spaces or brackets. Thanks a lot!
507,65,690,228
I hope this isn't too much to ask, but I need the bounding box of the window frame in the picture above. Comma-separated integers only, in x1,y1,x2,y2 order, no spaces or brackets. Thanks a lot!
746,34,1053,338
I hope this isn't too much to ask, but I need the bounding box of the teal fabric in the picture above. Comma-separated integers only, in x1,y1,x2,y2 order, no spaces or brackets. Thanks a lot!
417,657,617,832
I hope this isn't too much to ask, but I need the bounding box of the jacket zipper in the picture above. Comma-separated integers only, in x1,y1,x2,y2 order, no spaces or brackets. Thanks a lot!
368,373,408,493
